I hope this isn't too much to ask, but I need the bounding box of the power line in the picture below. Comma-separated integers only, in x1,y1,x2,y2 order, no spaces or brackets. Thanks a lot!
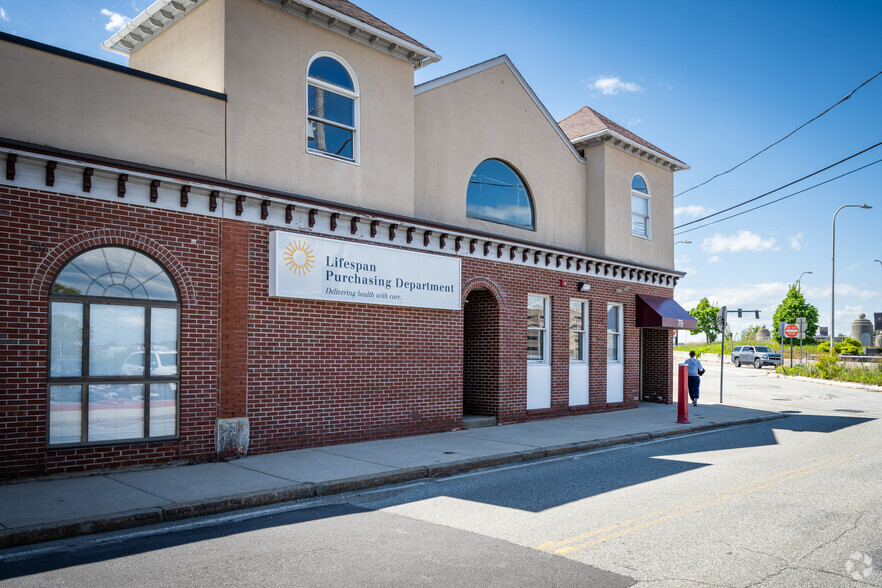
674,141,882,230
675,69,882,199
674,157,882,235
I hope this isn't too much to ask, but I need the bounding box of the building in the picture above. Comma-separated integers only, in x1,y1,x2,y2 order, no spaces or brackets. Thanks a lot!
0,0,695,479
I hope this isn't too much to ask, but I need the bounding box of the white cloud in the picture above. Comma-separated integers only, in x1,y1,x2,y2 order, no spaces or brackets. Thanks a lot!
589,76,642,95
702,230,776,254
674,204,712,218
101,8,131,32
789,232,803,251
707,256,721,263
0,7,8,21
626,118,642,128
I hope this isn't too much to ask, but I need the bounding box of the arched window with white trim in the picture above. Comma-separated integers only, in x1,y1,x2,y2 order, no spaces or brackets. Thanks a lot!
467,159,535,230
631,174,651,238
47,246,180,446
307,52,359,163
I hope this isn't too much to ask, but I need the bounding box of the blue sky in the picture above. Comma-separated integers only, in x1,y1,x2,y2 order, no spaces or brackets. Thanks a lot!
2,0,880,341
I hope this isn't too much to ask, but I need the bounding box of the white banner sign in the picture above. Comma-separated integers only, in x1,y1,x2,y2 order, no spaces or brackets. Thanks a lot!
269,231,461,310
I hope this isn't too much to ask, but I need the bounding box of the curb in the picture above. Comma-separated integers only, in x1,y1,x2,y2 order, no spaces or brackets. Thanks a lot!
765,371,882,392
0,413,786,550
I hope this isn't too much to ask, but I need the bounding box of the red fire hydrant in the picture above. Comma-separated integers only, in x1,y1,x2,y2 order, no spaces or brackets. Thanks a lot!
677,363,690,424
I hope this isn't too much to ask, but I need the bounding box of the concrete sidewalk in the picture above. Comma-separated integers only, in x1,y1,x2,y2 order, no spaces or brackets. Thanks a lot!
0,402,783,549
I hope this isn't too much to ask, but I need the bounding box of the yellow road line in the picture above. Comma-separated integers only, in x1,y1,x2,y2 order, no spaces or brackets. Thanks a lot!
540,447,874,555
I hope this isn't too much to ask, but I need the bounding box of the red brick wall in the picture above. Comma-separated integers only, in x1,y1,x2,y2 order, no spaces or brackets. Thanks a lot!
220,220,249,419
0,184,678,477
641,328,673,403
244,224,463,453
0,186,220,478
463,288,499,416
456,258,674,424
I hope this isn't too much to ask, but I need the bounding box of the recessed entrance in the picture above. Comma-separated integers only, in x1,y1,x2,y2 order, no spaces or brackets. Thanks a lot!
463,287,499,426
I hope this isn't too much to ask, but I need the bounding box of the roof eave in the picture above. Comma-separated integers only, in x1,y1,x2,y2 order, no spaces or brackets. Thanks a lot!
571,129,689,171
101,0,441,69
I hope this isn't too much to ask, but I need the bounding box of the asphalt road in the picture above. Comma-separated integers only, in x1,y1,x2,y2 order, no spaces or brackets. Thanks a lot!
3,365,880,587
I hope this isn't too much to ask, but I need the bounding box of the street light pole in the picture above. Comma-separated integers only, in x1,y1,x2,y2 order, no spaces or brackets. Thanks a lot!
797,271,812,291
831,204,872,353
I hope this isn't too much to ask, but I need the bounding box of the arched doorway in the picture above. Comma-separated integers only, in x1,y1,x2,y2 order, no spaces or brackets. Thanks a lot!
463,286,500,426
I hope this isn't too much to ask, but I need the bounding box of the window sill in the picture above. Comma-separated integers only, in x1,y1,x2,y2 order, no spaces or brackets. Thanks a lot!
307,147,360,167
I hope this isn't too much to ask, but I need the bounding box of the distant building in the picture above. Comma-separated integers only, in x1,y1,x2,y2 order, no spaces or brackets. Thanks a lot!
0,0,693,478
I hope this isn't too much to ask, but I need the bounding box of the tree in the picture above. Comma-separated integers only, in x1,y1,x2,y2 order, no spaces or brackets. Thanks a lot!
772,284,819,343
740,325,761,341
689,297,721,343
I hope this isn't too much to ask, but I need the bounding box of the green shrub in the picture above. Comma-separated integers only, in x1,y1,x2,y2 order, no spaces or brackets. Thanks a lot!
836,337,862,355
815,354,843,379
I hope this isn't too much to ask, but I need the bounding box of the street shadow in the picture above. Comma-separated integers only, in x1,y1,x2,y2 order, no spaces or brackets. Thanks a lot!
432,414,873,512
1,414,872,579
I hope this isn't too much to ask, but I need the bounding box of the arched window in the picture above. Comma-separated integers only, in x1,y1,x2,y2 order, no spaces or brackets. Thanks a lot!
466,159,534,230
307,53,359,162
48,247,180,446
631,174,651,238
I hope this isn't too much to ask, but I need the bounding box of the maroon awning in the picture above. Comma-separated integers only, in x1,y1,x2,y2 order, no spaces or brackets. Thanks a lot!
636,294,697,330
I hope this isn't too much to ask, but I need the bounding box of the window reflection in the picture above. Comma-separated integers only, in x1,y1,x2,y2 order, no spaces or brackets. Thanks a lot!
48,247,180,445
467,159,534,229
149,383,177,437
88,383,145,442
89,305,145,377
52,247,177,300
49,385,82,444
307,54,357,162
51,302,83,377
631,174,650,238
527,295,547,362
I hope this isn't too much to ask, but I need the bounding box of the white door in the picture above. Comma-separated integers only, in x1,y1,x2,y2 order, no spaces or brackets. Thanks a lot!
606,303,624,403
527,294,551,409
568,300,589,405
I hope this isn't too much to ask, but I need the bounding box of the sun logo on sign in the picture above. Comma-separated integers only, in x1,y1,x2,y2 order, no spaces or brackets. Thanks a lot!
283,240,315,275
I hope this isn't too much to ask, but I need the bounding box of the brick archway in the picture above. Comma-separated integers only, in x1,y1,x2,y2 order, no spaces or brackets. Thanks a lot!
462,279,504,420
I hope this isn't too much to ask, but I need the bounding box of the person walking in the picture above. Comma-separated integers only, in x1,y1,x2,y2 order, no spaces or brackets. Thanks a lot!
685,350,704,406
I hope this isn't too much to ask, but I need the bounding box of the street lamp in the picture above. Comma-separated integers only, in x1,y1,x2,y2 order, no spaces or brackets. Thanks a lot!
831,204,872,352
674,240,692,245
875,259,882,268
797,271,812,291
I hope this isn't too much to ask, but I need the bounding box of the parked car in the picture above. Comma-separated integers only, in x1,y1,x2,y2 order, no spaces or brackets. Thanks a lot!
121,350,178,376
731,345,782,369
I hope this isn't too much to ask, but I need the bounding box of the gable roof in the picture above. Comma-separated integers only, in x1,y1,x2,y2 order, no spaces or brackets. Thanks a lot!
102,0,440,69
311,0,429,51
415,55,585,163
559,106,687,171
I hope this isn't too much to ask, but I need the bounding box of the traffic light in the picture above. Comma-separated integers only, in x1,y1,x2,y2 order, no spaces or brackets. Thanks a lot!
755,311,760,319
737,309,742,318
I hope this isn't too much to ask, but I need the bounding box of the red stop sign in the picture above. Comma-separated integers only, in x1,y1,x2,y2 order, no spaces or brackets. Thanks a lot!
784,324,799,338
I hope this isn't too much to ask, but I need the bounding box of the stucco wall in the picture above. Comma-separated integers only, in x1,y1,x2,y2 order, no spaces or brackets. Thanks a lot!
414,63,588,252
600,144,675,269
0,40,226,178
128,0,226,93
221,0,416,216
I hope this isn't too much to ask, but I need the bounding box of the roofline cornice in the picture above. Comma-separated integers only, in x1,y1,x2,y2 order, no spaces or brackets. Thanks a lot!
0,139,685,286
101,0,442,70
571,129,690,171
416,55,585,163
